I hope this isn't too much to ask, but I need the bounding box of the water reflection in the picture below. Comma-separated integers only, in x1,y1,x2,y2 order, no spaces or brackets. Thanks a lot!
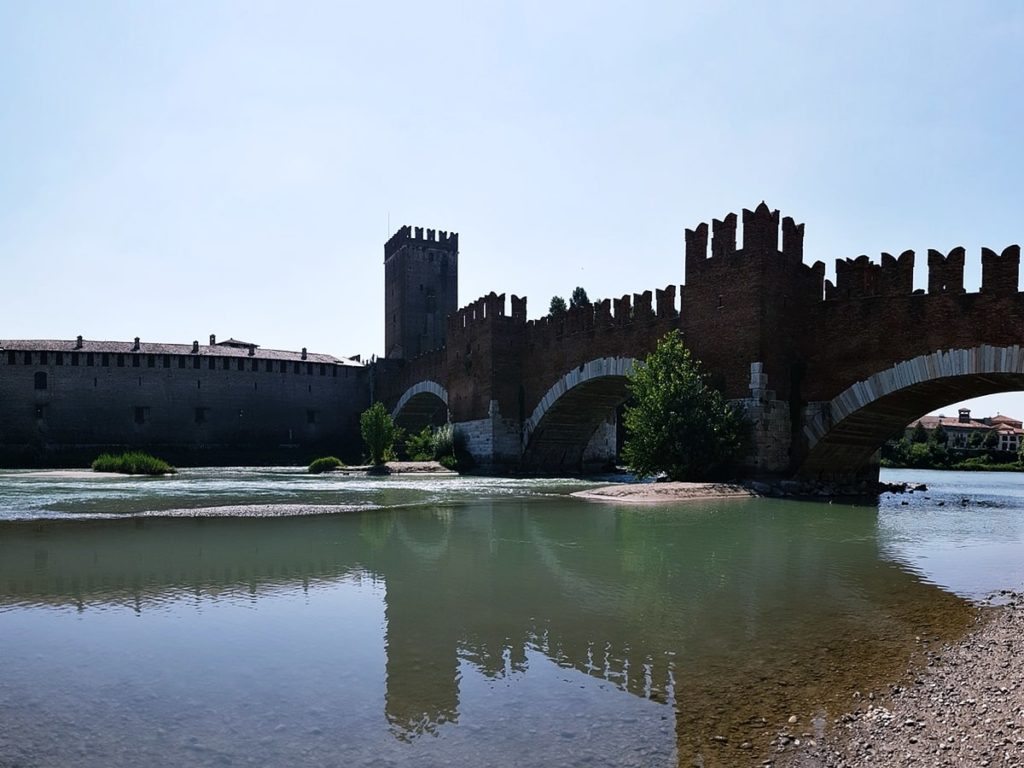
0,496,975,766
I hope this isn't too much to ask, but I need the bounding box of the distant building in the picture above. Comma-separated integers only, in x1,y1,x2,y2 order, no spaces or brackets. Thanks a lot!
906,408,1023,452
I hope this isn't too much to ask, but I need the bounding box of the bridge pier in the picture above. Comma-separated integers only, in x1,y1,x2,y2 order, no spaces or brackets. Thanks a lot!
453,401,520,472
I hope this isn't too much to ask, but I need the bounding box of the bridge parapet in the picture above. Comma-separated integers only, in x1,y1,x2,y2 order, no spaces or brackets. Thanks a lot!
826,250,915,299
446,291,516,335
981,245,1021,296
823,245,1021,301
521,284,678,339
684,202,816,285
928,247,966,294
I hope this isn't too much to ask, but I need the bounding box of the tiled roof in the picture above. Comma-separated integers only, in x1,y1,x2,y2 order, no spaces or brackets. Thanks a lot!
0,339,364,366
910,415,990,430
989,414,1023,428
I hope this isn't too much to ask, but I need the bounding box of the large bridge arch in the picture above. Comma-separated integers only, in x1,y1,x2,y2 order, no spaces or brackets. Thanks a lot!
521,357,638,471
800,345,1024,478
391,380,449,433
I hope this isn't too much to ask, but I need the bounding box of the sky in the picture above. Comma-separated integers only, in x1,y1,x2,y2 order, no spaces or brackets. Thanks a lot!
2,1,1022,417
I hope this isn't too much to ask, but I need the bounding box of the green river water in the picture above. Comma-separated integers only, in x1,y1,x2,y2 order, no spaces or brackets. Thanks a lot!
1,468,1022,767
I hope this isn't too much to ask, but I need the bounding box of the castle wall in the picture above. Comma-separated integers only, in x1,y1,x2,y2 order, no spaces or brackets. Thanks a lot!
0,342,369,466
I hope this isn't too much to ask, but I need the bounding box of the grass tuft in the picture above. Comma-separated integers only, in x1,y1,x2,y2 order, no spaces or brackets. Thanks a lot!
91,451,176,475
308,456,344,474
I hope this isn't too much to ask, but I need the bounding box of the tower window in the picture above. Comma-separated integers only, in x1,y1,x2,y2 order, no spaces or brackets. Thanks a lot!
134,406,149,424
34,372,47,390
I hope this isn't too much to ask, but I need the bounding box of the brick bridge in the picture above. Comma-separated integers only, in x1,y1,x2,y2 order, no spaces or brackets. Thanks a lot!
375,205,1024,482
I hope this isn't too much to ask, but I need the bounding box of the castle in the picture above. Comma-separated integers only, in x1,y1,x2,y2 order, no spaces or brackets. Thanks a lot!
4,203,1023,482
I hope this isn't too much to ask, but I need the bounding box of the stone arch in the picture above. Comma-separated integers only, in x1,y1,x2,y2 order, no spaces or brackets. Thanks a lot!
800,345,1024,478
391,380,449,433
521,357,638,471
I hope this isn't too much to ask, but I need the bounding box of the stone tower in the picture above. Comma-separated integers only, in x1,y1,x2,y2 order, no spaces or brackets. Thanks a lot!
383,226,459,359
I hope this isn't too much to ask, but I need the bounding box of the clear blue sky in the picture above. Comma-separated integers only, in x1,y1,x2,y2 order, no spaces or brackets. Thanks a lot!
2,2,1022,416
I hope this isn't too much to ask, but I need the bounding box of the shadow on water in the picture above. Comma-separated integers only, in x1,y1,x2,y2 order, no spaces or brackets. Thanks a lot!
0,496,975,767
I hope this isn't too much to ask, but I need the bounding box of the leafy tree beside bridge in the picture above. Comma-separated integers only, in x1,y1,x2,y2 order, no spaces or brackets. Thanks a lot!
360,402,401,465
622,331,747,481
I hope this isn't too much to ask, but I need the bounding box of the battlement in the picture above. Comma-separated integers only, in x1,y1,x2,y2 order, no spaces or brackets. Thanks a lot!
684,202,807,280
981,245,1021,296
447,292,512,335
825,250,915,300
822,245,1022,300
523,284,678,335
384,225,459,260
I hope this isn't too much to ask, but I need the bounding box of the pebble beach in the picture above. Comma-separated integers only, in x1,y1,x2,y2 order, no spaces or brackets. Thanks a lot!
780,592,1024,767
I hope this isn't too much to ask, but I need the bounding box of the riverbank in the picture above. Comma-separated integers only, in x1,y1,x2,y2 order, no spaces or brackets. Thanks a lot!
778,592,1024,768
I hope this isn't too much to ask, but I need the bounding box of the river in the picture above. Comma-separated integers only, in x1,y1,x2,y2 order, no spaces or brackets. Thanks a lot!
0,468,1021,767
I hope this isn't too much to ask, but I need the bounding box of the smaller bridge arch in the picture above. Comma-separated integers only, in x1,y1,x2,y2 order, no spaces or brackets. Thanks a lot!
391,380,449,433
801,344,1024,478
521,357,638,471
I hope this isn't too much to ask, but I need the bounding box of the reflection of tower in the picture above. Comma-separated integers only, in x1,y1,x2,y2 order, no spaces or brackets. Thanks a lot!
383,519,461,739
383,226,459,360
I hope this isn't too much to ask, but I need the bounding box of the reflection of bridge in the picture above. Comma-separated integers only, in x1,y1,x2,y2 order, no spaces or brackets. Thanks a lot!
0,503,972,760
377,206,1023,481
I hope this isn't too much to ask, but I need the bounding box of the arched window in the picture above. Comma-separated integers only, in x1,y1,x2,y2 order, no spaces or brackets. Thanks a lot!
33,372,47,390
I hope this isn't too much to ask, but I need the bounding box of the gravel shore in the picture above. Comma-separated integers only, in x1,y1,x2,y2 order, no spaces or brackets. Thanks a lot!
571,481,754,503
778,592,1024,768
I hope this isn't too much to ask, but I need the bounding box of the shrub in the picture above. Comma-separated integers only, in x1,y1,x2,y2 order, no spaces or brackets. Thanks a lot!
308,456,344,474
91,451,176,475
431,423,455,459
405,426,435,461
438,454,459,470
360,402,401,466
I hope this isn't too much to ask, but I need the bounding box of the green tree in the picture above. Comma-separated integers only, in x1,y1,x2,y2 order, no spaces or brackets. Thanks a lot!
932,423,948,446
360,402,401,465
910,420,929,443
569,286,591,309
621,331,746,480
548,295,567,316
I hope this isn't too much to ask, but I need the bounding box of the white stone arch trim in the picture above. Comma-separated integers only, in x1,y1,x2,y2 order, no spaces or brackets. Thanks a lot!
803,345,1024,448
391,380,449,420
522,356,638,447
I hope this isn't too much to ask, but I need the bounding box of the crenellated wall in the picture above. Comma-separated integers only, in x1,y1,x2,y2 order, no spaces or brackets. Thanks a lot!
380,205,1024,480
12,205,1018,480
